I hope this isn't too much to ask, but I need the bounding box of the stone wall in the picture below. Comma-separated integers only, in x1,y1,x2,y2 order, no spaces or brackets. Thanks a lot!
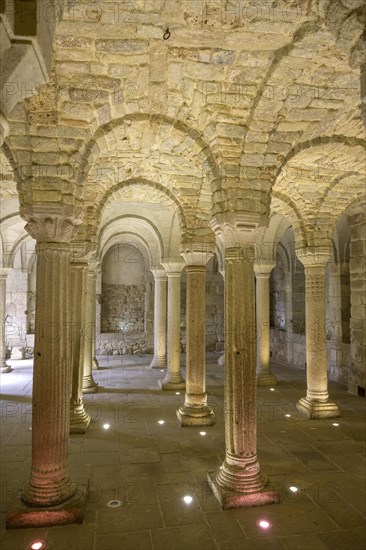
101,283,145,333
348,213,366,396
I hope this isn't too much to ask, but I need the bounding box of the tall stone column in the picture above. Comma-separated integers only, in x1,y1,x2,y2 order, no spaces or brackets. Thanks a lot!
296,248,340,419
177,251,215,426
83,264,98,393
92,266,101,370
7,209,85,528
207,215,279,509
69,254,91,433
160,261,185,390
150,268,167,368
0,268,11,373
255,263,277,386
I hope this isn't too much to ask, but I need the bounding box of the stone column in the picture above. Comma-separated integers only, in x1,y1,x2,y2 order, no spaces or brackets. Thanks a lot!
207,216,278,509
255,263,277,386
150,268,167,368
83,264,98,393
160,261,185,390
7,210,85,528
0,268,11,373
69,256,91,433
92,266,101,370
177,251,215,426
296,249,340,419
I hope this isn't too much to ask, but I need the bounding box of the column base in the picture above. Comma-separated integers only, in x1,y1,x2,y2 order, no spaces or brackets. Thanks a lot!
82,375,98,394
1,363,12,373
296,397,341,419
150,356,167,369
159,377,186,391
207,471,279,510
257,371,278,386
6,487,86,529
176,404,215,426
70,403,91,434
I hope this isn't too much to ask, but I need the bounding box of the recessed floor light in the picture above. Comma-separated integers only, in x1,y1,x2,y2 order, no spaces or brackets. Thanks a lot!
103,423,110,430
158,420,165,425
29,542,45,550
183,495,193,504
257,519,271,529
332,422,339,427
289,485,299,493
199,431,207,436
107,499,122,508
175,392,180,395
285,414,291,418
270,388,275,391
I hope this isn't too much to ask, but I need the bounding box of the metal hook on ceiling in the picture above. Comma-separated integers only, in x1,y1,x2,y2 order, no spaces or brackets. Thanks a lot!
163,28,171,40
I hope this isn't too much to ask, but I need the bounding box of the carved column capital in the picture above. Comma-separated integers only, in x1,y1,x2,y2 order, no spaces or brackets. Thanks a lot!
23,205,83,243
254,262,276,277
151,267,167,280
161,258,185,275
180,246,214,266
296,246,332,268
211,211,268,249
70,241,97,265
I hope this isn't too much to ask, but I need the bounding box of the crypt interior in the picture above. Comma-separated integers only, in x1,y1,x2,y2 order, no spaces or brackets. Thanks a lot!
0,0,365,549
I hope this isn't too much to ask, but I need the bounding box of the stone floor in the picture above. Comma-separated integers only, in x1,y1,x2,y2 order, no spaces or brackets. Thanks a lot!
0,354,365,550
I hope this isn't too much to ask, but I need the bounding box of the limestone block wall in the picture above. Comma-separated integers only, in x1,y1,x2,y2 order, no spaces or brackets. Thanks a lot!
98,283,153,355
348,213,366,395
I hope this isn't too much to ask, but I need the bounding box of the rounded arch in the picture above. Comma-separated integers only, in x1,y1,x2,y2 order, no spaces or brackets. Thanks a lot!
98,178,188,238
101,232,154,271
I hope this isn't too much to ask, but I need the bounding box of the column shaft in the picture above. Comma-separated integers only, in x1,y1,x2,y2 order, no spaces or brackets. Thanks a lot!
69,263,90,433
161,273,185,389
177,265,215,425
207,247,278,508
83,269,98,392
296,262,340,418
150,274,167,368
22,243,76,506
256,273,277,386
0,270,11,373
